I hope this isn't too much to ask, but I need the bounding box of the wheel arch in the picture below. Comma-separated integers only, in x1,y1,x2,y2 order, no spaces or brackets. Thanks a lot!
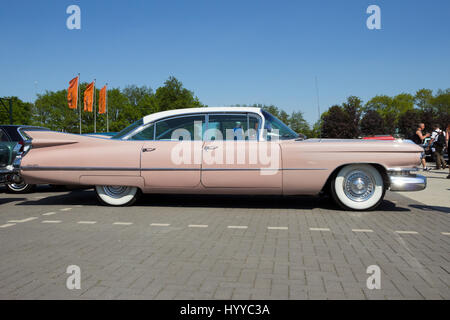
320,163,390,195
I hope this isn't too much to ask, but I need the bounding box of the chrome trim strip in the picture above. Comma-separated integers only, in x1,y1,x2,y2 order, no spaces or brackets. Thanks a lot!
21,166,140,171
21,166,328,172
387,167,418,172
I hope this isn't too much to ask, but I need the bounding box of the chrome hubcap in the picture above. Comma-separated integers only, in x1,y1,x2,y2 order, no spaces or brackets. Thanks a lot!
343,171,375,202
103,186,130,198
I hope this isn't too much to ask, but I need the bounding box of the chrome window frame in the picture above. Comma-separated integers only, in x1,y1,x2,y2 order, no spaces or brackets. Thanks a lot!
122,111,264,141
124,114,207,141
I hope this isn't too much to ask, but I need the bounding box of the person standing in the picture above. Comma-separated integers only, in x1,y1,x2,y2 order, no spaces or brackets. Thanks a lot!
430,124,447,170
412,123,431,171
446,124,450,179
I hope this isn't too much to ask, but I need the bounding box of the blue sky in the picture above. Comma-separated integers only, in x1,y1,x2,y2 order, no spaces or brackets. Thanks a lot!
1,0,449,124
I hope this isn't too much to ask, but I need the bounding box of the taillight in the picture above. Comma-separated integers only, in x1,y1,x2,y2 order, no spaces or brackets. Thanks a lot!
18,140,24,152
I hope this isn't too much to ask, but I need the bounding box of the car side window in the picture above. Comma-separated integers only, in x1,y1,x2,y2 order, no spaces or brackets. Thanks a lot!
248,115,260,141
130,124,155,141
155,115,205,141
0,129,10,142
207,114,260,141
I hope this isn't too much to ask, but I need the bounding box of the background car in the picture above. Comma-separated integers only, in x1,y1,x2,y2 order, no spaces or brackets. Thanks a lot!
362,135,395,141
0,141,21,184
422,136,448,163
0,125,49,193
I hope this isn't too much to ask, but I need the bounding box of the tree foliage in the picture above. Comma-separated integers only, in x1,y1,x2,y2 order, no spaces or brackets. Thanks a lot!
2,80,448,139
1,76,204,133
360,110,384,136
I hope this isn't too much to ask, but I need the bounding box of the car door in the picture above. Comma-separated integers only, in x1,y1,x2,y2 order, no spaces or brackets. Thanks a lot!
135,114,205,188
201,113,282,189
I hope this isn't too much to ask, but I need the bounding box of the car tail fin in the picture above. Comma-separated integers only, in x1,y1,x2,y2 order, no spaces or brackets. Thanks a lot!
22,130,81,149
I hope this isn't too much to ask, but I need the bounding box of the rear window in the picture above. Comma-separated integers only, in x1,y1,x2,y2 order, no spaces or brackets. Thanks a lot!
0,129,10,142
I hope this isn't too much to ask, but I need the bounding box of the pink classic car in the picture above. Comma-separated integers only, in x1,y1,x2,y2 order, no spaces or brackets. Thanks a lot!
13,107,426,210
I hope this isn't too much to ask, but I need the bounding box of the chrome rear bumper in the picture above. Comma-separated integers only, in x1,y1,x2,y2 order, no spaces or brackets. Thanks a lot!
388,168,426,192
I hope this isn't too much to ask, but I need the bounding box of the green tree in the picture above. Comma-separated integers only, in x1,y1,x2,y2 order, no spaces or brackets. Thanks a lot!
154,76,203,112
398,109,421,137
32,90,79,132
288,111,310,136
431,89,450,128
360,110,384,136
414,89,433,110
321,105,355,138
342,96,362,138
0,97,33,125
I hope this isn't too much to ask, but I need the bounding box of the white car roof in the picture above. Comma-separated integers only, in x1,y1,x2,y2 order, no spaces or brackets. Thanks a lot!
142,107,263,124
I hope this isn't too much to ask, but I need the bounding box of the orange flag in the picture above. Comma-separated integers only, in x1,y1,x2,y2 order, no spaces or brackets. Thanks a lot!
84,82,95,112
98,85,107,114
67,76,78,109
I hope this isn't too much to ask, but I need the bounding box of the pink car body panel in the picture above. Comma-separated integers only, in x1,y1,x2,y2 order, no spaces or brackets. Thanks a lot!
19,130,423,196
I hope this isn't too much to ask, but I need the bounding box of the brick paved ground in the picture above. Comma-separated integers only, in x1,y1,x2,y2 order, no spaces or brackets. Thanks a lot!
0,185,449,300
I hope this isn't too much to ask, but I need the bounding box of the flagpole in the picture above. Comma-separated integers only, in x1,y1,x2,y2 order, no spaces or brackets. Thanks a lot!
106,83,109,133
78,73,81,134
93,79,96,133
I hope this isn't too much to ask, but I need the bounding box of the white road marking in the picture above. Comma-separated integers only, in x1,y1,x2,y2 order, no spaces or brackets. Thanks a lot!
188,224,208,228
150,223,170,227
309,227,330,231
352,229,374,233
267,226,288,230
113,222,133,226
42,212,56,216
77,221,97,224
227,225,248,229
33,196,46,200
395,230,419,234
60,208,72,211
0,223,16,228
8,217,38,223
42,220,62,224
75,205,83,208
441,232,450,236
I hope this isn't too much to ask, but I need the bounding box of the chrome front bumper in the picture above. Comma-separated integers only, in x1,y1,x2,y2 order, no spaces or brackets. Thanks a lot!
388,168,427,192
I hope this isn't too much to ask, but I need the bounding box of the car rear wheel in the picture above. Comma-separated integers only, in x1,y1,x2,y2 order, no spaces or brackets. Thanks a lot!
331,164,385,211
95,185,139,206
6,180,35,193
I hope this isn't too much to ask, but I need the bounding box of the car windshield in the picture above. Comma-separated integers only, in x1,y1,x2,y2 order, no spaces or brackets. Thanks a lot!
262,110,299,140
111,119,143,140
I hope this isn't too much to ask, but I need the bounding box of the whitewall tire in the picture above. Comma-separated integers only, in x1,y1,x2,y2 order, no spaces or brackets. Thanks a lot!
95,185,139,206
331,164,385,211
6,180,35,194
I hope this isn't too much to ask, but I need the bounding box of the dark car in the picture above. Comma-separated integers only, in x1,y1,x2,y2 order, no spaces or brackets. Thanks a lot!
0,125,49,192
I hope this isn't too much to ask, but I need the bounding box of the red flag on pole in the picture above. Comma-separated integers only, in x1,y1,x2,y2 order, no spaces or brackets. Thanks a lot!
84,82,95,112
67,76,79,109
98,85,107,114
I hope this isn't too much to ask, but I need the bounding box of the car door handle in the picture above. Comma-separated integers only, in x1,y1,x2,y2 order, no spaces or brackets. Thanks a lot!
142,147,156,152
204,146,218,151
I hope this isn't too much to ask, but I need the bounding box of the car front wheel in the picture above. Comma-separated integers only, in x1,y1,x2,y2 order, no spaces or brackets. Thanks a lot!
331,164,385,211
95,185,139,206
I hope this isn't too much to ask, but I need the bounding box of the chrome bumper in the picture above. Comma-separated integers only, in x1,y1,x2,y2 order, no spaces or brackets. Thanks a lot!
388,168,426,192
0,155,22,184
0,165,17,183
